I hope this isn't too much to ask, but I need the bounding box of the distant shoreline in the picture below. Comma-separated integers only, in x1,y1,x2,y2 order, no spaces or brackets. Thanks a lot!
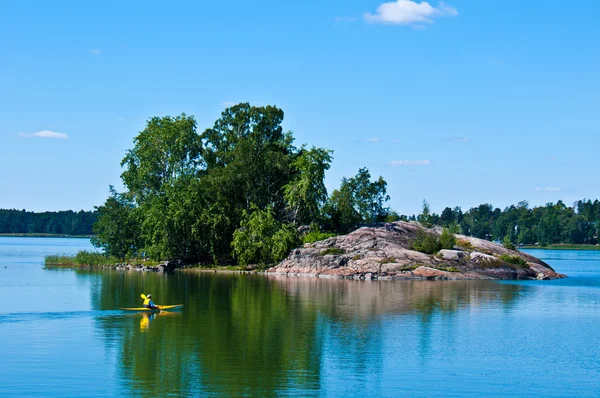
0,233,93,238
521,244,600,251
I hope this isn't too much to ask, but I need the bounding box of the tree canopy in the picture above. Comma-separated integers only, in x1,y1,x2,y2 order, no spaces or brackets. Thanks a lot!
92,103,390,265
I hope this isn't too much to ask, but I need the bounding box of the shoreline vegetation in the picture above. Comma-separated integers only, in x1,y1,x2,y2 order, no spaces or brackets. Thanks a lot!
1,233,93,238
521,244,600,251
44,251,257,272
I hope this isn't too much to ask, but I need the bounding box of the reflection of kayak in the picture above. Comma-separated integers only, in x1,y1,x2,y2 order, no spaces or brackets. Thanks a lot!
121,305,183,312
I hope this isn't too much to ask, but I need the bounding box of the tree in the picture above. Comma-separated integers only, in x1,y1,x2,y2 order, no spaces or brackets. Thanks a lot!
323,168,390,232
418,200,433,228
232,205,299,266
93,103,334,264
283,146,333,224
91,187,141,259
347,168,390,223
121,114,202,203
323,180,360,232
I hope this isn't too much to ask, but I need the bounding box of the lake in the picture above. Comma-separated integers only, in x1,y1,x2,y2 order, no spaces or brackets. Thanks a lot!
1,237,600,397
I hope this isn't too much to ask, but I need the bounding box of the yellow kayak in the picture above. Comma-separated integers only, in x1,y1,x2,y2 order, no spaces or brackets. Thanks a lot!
121,304,183,311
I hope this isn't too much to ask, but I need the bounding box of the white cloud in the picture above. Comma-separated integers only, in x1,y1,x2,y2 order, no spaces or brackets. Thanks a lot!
366,137,381,143
19,130,68,140
532,187,561,192
89,49,101,55
389,159,431,166
365,0,458,25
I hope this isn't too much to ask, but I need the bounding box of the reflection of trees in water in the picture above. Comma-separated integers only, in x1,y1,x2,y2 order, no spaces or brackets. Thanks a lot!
83,271,525,396
87,272,324,396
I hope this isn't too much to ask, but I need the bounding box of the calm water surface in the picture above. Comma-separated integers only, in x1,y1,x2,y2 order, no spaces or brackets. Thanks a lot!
1,238,600,397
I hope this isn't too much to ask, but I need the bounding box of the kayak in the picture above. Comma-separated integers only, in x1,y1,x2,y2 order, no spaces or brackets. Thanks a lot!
121,304,183,312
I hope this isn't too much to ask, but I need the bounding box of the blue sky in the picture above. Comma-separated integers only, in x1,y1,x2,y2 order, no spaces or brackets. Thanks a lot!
1,0,598,215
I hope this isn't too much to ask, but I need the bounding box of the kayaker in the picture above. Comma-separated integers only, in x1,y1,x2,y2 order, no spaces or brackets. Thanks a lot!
143,294,158,309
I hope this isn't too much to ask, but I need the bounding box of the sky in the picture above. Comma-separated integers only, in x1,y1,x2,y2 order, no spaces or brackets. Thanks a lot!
1,0,598,215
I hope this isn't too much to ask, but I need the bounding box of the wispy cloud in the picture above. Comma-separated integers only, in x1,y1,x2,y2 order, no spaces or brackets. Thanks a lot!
19,130,68,140
365,0,458,26
443,136,469,143
389,159,431,166
532,187,561,192
366,137,381,143
89,49,101,55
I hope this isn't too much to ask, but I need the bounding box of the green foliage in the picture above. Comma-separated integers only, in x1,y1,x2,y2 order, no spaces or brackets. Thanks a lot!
45,251,121,267
351,254,362,261
323,168,390,232
231,205,299,266
502,235,516,250
120,114,202,203
435,265,460,272
283,147,333,224
411,229,442,255
418,200,434,228
379,257,396,264
319,248,345,256
499,254,528,267
303,230,337,244
0,209,97,235
385,211,401,222
440,228,457,249
93,103,334,264
410,198,600,248
448,221,461,234
91,187,141,259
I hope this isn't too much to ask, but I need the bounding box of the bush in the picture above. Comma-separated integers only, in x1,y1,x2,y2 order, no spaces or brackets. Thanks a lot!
456,239,473,250
448,222,461,234
45,251,120,267
435,265,460,272
303,230,337,244
499,254,528,267
411,229,442,254
502,235,516,251
320,248,345,256
440,228,457,250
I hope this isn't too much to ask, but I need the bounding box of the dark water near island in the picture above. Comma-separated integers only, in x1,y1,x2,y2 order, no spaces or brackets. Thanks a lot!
1,238,600,397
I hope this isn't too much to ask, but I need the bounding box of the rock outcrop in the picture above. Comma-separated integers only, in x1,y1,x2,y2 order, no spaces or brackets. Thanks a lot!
268,222,565,280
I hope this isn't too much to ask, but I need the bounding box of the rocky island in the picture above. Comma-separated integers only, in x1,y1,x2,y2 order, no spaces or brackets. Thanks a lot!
268,221,565,280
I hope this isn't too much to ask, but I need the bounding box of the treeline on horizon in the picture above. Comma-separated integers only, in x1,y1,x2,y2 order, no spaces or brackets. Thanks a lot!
409,199,600,246
0,209,97,235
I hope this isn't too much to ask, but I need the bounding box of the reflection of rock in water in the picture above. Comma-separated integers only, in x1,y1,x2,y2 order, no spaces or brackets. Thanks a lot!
267,275,524,320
